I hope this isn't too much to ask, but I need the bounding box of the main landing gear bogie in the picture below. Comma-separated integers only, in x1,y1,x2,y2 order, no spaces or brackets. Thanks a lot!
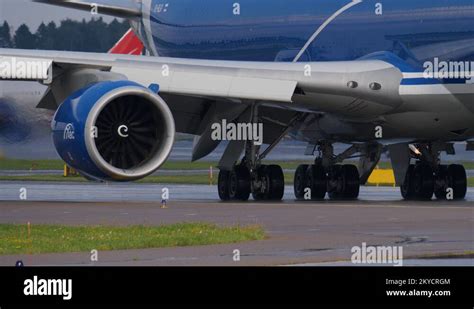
294,163,360,201
218,164,285,202
401,162,467,201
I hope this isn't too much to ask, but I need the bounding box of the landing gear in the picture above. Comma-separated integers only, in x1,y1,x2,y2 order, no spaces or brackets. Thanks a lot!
293,142,364,201
400,165,415,200
294,164,309,199
294,162,360,201
327,165,360,200
218,102,297,202
401,144,467,201
218,166,251,201
305,164,327,200
294,163,327,200
252,165,285,201
411,163,435,200
434,164,466,200
294,163,360,201
218,162,285,202
446,164,467,200
228,165,251,201
218,170,231,201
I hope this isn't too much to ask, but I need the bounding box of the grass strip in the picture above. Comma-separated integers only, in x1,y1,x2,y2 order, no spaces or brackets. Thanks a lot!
0,223,265,255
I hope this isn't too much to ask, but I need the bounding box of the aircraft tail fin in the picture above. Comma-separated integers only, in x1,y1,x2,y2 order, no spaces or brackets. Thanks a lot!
108,28,144,55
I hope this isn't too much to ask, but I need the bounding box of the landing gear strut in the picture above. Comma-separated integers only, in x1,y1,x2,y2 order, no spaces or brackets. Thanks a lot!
217,103,299,201
401,144,467,200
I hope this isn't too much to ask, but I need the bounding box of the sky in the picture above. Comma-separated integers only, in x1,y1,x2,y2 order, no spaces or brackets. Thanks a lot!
0,0,115,32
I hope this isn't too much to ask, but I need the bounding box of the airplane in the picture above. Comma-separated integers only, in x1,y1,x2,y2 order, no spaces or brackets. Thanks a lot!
1,0,474,202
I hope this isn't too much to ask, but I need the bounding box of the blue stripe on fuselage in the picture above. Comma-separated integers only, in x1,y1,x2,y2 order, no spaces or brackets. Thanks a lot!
401,77,473,85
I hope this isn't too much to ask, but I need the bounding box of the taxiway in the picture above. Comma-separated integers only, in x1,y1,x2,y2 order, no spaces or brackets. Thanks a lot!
0,183,472,266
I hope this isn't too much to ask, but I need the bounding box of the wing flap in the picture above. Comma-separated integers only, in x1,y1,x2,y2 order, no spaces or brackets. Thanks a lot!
228,77,297,103
165,72,297,103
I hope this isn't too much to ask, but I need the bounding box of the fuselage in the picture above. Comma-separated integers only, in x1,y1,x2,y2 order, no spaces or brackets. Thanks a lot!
142,0,474,66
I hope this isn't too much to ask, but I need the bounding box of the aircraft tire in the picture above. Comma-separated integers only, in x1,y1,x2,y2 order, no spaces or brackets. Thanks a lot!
228,165,251,201
447,164,467,200
305,164,327,200
294,164,309,200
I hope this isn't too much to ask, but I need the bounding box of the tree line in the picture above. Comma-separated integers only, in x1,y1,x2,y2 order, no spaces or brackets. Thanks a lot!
0,18,129,52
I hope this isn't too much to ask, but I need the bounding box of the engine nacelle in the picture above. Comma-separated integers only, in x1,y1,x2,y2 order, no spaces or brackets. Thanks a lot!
52,80,175,181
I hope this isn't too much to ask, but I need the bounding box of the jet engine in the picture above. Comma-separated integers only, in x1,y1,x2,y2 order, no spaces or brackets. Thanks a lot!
52,80,175,181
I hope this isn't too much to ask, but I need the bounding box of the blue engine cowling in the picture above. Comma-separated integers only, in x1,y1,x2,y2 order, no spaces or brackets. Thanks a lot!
52,80,175,181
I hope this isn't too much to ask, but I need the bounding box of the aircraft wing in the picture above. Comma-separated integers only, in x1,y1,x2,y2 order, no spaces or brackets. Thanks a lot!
0,48,403,110
0,48,404,161
33,0,142,18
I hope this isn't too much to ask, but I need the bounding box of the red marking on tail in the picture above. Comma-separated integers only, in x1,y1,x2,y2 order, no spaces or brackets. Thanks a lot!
109,28,144,55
